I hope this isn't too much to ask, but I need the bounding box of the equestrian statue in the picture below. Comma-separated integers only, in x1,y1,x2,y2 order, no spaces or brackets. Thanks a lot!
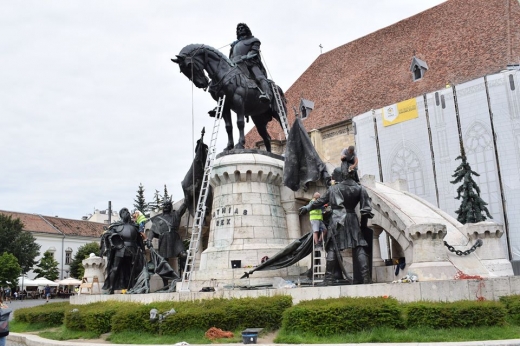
171,23,287,153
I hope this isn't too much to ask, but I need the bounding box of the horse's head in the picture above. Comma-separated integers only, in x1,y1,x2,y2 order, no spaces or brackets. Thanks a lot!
171,45,209,90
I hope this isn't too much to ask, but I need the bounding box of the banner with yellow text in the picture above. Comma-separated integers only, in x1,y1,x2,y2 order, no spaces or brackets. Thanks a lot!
382,98,418,127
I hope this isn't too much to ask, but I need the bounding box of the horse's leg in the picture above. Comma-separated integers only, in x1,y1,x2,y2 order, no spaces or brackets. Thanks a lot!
252,115,272,153
234,96,246,150
222,104,234,150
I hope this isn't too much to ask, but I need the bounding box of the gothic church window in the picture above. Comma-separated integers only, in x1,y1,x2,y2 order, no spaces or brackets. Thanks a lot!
390,146,425,196
464,122,499,216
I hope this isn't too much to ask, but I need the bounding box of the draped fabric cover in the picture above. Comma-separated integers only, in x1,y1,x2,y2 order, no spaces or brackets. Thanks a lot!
283,118,330,191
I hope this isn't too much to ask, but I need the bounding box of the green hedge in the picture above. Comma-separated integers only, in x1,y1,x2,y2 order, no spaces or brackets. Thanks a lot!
15,302,70,326
16,294,518,337
406,301,506,329
281,297,404,336
499,295,520,325
111,304,157,334
64,301,139,335
111,295,292,336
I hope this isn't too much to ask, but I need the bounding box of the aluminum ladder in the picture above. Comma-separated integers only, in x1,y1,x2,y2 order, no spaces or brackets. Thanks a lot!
312,243,326,286
179,95,226,292
270,83,289,139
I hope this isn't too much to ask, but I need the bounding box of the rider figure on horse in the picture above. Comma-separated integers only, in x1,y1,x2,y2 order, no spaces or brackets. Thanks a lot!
230,23,271,103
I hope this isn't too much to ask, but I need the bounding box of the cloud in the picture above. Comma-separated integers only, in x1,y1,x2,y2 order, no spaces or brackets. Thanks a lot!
0,0,445,218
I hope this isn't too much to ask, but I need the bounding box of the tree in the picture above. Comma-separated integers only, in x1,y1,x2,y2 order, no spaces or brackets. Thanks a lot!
69,242,100,279
163,184,170,202
33,250,59,281
0,252,21,289
451,153,492,224
153,189,162,209
0,214,40,273
134,183,147,213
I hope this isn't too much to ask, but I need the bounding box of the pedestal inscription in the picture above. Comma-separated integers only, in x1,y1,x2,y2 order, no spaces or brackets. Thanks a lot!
198,152,290,271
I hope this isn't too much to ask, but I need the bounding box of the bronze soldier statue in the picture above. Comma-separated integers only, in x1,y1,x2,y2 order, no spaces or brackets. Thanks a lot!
147,199,187,287
101,208,145,294
230,23,270,103
299,168,374,284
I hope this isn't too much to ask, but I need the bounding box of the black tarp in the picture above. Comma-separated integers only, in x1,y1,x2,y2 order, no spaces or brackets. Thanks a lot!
240,232,313,279
127,246,180,294
181,129,212,216
283,118,330,191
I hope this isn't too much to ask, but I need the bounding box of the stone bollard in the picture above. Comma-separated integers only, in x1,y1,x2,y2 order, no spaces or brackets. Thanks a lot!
407,223,458,281
461,222,514,276
81,254,105,294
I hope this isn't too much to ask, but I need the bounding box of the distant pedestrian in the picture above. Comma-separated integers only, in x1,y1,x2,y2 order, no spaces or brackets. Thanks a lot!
44,285,51,303
0,298,12,346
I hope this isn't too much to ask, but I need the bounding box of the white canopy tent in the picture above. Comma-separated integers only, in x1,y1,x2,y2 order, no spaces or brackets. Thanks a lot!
57,278,82,286
33,277,59,287
17,276,39,289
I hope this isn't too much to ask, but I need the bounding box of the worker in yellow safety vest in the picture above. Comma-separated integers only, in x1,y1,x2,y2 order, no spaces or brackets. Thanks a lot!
307,192,328,250
132,210,147,237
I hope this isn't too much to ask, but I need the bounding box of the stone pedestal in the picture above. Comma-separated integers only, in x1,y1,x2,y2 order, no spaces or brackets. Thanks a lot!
407,223,458,281
189,150,304,290
462,222,514,277
81,254,105,294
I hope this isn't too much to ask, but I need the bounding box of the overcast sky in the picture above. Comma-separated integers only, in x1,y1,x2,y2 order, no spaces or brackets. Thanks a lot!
0,0,446,220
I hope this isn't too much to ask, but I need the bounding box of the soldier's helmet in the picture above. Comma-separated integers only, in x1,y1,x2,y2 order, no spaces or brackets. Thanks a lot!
162,198,173,212
332,167,343,183
329,164,356,183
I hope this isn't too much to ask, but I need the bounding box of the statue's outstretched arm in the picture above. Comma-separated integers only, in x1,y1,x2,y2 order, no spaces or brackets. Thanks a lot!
177,202,188,217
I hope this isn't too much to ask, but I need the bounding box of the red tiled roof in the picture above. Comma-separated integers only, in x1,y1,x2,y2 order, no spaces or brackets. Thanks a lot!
43,216,105,238
0,210,105,238
246,0,520,148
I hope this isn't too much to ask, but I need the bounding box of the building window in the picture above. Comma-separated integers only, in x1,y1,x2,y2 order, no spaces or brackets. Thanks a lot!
390,146,425,196
47,246,56,259
65,248,73,265
410,56,428,81
465,122,500,216
299,98,314,119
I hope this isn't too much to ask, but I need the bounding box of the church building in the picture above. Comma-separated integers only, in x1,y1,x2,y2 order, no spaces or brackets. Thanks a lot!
245,0,520,266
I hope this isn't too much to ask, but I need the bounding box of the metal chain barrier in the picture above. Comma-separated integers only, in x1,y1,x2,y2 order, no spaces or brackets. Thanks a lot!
444,239,483,256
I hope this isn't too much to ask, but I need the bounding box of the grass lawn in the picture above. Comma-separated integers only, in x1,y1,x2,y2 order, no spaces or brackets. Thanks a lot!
275,325,520,344
10,321,520,344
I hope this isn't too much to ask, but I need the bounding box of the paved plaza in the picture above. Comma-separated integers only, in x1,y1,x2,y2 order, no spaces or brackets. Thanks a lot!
4,297,69,321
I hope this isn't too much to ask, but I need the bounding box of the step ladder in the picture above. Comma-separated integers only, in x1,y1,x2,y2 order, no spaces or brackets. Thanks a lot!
179,95,226,292
271,83,289,139
312,243,326,286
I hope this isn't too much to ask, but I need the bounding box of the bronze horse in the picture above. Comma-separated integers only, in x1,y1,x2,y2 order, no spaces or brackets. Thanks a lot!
172,44,286,152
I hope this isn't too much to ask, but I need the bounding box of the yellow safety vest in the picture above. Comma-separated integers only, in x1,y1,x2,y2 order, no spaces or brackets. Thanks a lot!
136,214,147,224
309,200,323,221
